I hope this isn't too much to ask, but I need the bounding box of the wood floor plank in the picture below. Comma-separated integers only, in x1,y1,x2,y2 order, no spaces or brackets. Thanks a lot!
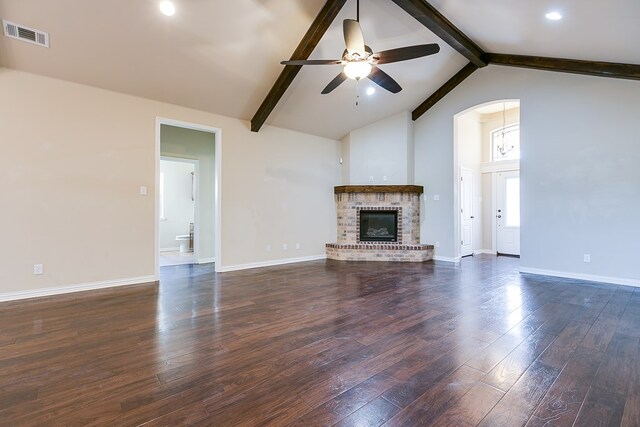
334,396,400,427
478,361,561,426
525,346,603,427
430,382,504,426
383,365,485,427
573,386,625,426
482,329,556,392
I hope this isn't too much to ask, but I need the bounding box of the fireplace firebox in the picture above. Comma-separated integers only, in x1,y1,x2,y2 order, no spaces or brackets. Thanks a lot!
358,210,398,242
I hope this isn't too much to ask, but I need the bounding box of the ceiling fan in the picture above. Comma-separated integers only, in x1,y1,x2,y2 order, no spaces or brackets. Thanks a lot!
280,0,440,95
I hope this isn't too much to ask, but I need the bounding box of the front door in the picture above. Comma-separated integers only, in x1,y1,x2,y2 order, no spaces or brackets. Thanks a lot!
460,167,473,257
496,170,520,255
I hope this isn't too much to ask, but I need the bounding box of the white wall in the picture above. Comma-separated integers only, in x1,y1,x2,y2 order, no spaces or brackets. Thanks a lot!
160,126,216,261
414,65,640,285
159,160,195,251
343,111,414,185
0,68,340,297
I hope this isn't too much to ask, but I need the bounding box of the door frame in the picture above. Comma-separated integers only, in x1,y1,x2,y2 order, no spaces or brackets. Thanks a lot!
155,117,222,277
159,156,200,262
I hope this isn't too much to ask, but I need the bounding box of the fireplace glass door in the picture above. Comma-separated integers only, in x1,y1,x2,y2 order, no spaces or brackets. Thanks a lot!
359,210,398,242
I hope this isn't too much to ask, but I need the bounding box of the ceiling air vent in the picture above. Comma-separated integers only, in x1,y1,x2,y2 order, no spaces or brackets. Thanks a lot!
3,20,49,47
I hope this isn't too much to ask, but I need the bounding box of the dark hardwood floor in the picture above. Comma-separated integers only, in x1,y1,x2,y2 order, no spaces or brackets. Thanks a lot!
1,255,639,426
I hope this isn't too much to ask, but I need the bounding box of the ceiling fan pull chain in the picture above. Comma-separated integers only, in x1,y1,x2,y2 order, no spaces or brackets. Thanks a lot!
355,79,360,106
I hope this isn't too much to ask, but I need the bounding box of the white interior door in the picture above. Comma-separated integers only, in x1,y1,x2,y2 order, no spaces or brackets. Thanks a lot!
460,167,473,257
496,170,520,255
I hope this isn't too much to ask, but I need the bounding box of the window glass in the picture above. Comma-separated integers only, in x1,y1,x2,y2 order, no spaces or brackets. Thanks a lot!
505,177,520,227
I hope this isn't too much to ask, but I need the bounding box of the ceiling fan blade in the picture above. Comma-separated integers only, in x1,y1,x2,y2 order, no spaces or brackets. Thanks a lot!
343,19,366,57
280,59,342,66
367,67,402,93
321,72,348,94
372,44,440,65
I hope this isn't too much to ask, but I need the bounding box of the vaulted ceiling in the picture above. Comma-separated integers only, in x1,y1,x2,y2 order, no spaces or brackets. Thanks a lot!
0,0,638,140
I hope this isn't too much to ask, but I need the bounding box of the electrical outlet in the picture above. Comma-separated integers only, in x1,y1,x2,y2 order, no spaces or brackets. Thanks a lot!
283,243,288,251
383,175,387,182
435,242,440,248
295,243,301,250
266,245,272,252
583,254,591,263
433,195,440,201
369,176,374,182
33,264,44,275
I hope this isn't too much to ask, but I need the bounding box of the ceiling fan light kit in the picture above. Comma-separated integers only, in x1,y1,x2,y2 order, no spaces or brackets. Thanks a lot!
344,61,372,80
280,0,440,95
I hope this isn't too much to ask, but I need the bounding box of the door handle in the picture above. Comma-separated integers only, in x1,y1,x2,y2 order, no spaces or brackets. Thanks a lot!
497,215,502,218
470,216,475,219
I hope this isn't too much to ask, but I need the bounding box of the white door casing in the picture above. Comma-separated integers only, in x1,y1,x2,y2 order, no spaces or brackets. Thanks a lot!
496,170,520,255
460,167,473,257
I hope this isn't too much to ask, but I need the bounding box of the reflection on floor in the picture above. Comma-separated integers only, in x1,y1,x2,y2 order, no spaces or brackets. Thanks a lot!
159,250,194,267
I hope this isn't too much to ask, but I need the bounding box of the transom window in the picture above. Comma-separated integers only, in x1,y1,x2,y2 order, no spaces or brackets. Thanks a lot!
491,123,520,161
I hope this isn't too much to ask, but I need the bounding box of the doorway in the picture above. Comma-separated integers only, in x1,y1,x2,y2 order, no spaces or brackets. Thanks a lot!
155,118,222,276
453,99,521,261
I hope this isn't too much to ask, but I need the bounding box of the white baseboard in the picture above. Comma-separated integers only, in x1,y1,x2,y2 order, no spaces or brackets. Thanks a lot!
197,257,215,264
218,255,327,273
160,247,180,252
433,256,461,263
0,275,158,303
519,267,640,288
474,249,497,255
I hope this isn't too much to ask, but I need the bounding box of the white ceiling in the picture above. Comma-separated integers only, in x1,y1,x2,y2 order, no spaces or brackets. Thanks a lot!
0,0,638,140
428,0,640,64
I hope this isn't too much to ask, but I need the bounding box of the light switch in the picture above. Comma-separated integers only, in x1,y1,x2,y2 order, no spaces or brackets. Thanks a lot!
433,195,440,201
139,186,148,196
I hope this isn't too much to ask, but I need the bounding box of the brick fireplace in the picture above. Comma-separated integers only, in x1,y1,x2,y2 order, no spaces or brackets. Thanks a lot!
326,185,434,262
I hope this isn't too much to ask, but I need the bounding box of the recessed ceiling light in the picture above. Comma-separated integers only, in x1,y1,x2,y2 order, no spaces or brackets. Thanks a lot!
545,11,562,21
159,1,176,16
366,87,376,96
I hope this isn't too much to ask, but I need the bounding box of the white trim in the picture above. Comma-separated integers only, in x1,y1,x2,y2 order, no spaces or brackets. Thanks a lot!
519,267,640,288
481,160,520,173
474,249,497,255
156,117,222,276
197,257,215,264
160,246,180,252
218,255,326,273
433,255,461,263
0,276,157,302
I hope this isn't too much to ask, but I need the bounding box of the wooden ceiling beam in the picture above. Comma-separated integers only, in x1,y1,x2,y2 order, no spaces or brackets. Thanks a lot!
389,0,487,67
250,0,348,132
487,53,640,81
411,62,477,121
